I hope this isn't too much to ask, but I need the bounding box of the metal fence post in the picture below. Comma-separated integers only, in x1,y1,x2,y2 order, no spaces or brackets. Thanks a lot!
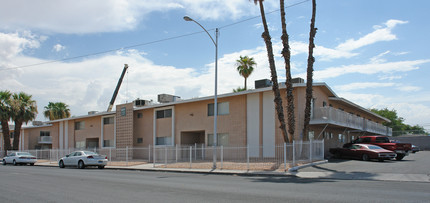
164,146,167,167
189,146,192,169
149,145,151,163
292,140,296,167
153,146,156,168
126,146,129,166
109,147,112,163
194,143,197,160
247,145,250,171
220,145,223,170
310,140,313,163
283,142,287,171
202,143,204,160
176,145,178,163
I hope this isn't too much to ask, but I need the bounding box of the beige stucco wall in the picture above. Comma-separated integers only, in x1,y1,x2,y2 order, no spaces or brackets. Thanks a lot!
133,109,153,147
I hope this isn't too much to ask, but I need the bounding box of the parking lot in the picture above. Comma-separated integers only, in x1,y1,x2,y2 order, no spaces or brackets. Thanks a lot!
300,150,430,175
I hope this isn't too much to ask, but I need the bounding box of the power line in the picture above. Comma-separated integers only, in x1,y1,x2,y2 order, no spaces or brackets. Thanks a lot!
0,0,310,72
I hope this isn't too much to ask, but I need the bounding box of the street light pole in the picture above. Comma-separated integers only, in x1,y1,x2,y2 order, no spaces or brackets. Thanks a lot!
184,16,219,169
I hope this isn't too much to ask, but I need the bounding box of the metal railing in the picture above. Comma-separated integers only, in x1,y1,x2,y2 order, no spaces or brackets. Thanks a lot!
6,140,324,171
312,107,392,136
38,136,52,144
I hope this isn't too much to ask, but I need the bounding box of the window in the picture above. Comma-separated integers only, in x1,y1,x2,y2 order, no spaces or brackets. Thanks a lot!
156,137,172,145
137,113,143,118
208,133,229,146
338,134,345,143
75,121,85,130
323,101,327,107
121,107,126,116
208,102,229,116
75,141,85,149
156,109,172,119
375,137,389,143
308,131,315,140
103,117,114,125
137,138,143,143
40,131,50,137
103,139,114,147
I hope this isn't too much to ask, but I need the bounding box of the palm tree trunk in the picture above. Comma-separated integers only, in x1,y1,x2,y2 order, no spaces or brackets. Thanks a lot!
303,0,317,141
1,120,11,155
244,77,247,90
280,0,294,143
257,0,289,143
12,121,22,150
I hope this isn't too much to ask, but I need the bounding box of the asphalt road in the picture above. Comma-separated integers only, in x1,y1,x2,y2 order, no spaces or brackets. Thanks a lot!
1,165,429,203
300,150,430,175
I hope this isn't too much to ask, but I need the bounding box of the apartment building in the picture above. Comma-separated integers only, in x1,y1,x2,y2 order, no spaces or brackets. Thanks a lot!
4,79,392,155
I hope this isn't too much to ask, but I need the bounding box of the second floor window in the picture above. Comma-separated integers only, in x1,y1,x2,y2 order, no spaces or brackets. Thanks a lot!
40,131,50,137
103,117,114,125
208,102,229,116
75,121,85,130
156,109,172,119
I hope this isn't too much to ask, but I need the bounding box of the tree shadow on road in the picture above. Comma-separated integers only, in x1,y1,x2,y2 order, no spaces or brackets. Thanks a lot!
248,175,337,184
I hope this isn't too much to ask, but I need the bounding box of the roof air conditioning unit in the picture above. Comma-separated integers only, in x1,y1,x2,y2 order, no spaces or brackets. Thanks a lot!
255,79,272,89
291,77,305,83
158,94,181,103
135,99,150,107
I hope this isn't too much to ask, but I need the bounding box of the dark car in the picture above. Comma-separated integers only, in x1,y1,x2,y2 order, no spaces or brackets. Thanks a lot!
330,143,397,162
411,145,420,153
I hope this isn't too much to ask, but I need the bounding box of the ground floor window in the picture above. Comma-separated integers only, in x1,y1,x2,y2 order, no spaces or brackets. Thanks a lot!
76,141,85,149
338,134,345,143
103,139,114,147
156,136,172,145
207,133,229,146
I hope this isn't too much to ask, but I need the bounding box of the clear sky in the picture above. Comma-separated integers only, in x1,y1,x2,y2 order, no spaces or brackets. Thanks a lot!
1,0,429,131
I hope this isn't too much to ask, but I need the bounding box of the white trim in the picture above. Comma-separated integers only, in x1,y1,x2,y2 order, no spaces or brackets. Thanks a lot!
59,122,64,149
262,92,275,157
101,115,116,149
153,106,175,146
65,121,68,149
247,93,260,157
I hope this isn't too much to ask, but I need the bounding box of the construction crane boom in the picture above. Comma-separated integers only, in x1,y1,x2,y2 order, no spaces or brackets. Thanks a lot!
107,64,128,112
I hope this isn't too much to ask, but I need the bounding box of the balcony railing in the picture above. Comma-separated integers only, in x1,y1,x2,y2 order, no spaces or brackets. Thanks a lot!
38,136,52,144
311,107,392,136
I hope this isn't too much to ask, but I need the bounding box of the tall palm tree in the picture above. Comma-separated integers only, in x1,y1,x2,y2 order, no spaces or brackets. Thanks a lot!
236,55,256,90
252,0,289,143
303,0,317,141
44,102,71,120
280,0,294,143
0,90,12,155
10,92,38,150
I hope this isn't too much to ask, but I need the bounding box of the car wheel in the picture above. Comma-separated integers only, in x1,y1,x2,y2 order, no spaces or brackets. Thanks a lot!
78,160,85,169
30,163,34,166
98,165,105,169
2,159,6,165
362,154,370,161
378,158,384,162
59,160,65,168
396,154,405,161
334,152,341,159
13,160,17,166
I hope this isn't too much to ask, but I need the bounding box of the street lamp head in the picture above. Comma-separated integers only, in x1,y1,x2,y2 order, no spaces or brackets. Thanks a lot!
183,16,193,22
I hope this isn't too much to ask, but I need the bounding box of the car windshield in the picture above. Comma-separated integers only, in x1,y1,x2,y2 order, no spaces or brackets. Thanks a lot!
17,152,32,156
367,145,383,150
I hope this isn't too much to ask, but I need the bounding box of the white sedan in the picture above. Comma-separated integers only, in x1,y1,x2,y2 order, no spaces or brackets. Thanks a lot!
2,152,37,166
59,151,108,169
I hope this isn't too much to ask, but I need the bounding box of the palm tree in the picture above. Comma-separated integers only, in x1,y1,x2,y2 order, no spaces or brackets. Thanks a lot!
303,0,317,141
10,92,38,150
0,90,12,155
236,55,256,90
44,102,71,121
252,0,289,143
280,0,294,143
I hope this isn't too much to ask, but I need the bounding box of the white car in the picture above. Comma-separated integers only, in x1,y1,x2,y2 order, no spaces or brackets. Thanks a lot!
2,152,37,166
59,151,108,169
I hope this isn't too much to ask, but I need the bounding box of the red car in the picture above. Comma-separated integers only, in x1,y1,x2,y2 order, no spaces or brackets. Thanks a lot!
330,143,397,162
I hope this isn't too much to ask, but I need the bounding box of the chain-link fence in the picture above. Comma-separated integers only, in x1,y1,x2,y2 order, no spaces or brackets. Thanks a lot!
4,140,324,171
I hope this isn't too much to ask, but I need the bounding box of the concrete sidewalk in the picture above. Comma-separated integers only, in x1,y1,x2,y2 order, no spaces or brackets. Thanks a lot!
34,161,430,183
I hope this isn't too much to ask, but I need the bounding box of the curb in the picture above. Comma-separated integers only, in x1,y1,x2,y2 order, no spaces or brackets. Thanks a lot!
32,160,329,177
